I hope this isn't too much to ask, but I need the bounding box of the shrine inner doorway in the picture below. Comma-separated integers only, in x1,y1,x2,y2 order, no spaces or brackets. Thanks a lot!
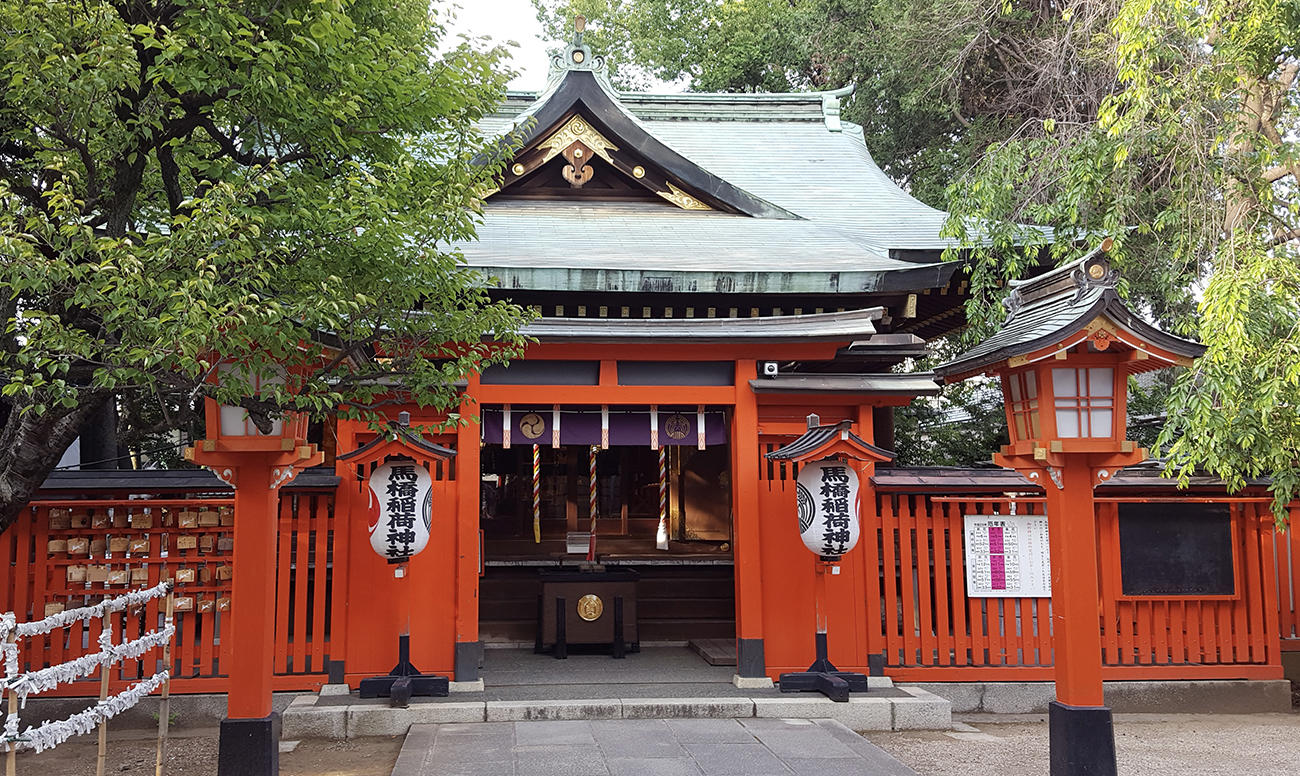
477,440,737,650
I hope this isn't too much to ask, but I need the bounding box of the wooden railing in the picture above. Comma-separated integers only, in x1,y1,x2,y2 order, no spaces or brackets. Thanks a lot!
0,491,338,696
873,494,1286,681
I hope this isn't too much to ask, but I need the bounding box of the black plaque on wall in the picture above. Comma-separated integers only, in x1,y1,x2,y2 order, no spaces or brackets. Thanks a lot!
1118,503,1235,596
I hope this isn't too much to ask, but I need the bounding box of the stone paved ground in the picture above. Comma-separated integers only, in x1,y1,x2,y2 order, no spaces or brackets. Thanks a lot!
391,718,919,776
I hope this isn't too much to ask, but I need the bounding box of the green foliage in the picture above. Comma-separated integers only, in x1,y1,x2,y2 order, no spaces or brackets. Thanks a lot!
945,0,1300,523
894,379,1010,467
533,1,1123,205
0,0,532,515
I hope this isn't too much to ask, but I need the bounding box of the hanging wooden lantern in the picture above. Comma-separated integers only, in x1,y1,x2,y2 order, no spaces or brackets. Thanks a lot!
768,416,893,561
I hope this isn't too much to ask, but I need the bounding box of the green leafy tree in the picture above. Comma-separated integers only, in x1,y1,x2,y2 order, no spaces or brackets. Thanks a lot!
0,0,532,530
943,0,1300,521
533,0,1123,206
894,379,1010,467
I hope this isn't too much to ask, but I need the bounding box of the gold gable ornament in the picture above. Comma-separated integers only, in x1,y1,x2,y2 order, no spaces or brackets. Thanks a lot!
657,182,712,211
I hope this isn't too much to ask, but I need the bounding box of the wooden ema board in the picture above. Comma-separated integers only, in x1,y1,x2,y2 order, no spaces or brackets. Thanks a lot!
9,500,234,695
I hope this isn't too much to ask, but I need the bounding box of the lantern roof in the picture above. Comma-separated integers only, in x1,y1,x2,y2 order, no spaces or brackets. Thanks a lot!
765,418,895,464
933,246,1206,382
337,413,456,469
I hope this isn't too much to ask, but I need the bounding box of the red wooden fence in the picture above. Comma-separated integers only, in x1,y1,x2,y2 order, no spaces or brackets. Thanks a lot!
3,478,1294,695
0,490,338,696
874,494,1285,681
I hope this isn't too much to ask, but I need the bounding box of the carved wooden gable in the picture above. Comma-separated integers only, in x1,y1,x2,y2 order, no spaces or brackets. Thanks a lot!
494,112,713,210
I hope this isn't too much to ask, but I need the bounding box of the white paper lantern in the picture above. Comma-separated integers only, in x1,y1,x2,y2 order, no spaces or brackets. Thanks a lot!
795,460,860,558
367,460,434,560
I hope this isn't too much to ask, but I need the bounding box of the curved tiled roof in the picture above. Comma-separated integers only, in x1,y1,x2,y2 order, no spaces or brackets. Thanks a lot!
459,42,966,295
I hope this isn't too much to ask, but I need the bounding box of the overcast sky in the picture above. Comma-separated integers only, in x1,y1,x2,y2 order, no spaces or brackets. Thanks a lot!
442,0,554,92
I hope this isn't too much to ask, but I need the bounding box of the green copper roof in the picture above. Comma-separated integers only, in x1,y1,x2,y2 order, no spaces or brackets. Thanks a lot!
458,38,963,296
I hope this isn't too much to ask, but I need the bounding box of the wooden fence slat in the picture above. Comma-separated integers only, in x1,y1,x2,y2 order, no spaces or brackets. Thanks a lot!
914,497,936,666
32,509,49,671
1209,601,1228,663
1154,601,1171,665
1259,510,1284,665
1242,505,1268,663
1035,597,1052,666
898,498,919,666
864,496,884,664
1098,503,1121,665
273,497,294,674
1288,508,1300,640
930,503,952,666
309,496,330,674
965,503,990,666
946,503,970,667
1230,505,1252,664
292,497,312,673
1170,601,1186,665
881,498,901,666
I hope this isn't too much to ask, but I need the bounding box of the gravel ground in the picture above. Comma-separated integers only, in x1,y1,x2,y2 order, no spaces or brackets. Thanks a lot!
10,729,402,776
865,713,1300,776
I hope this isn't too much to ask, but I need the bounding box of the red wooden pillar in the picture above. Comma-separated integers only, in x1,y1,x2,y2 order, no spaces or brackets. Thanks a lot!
189,446,320,776
731,359,766,680
454,375,482,682
1042,458,1106,707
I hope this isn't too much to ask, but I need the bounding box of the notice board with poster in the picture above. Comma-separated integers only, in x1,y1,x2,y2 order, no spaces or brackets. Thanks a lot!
1118,503,1236,597
963,514,1052,598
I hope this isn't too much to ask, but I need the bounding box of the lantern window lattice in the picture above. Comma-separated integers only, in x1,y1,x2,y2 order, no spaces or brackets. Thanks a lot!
1050,367,1114,438
1006,370,1041,440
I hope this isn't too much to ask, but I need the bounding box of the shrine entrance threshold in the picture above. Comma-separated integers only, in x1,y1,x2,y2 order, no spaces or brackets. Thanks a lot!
478,430,738,676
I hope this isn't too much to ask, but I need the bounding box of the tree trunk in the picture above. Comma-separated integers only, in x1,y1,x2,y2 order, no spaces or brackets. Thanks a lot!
0,391,112,532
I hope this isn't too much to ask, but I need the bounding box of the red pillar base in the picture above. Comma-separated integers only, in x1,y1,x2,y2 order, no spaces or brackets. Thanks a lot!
217,713,280,776
1049,701,1117,776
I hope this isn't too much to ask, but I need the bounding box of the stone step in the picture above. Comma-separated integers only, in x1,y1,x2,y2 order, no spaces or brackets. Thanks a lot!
280,686,952,739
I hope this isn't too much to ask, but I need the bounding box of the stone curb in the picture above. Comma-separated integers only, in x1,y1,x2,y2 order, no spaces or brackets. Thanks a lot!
282,692,952,738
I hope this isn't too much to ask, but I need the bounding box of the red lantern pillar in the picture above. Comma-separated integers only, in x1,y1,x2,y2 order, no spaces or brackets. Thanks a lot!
187,402,322,776
936,246,1206,776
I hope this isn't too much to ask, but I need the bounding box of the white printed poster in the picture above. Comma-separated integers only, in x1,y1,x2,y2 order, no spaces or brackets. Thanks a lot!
963,514,1051,598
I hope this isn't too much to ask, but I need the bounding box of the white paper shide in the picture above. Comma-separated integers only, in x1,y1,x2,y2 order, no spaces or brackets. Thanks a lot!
367,460,434,560
795,460,860,557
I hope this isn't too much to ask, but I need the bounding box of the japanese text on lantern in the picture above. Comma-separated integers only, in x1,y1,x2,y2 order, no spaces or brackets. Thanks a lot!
384,465,419,558
819,465,852,555
367,459,433,561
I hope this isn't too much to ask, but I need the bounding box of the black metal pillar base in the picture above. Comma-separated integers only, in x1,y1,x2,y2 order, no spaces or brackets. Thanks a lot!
777,632,867,702
217,713,280,776
737,638,766,678
455,641,481,682
1049,701,1117,776
777,670,868,702
358,634,449,701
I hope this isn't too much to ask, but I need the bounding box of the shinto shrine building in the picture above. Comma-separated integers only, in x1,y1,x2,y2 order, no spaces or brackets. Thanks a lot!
10,28,1298,775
